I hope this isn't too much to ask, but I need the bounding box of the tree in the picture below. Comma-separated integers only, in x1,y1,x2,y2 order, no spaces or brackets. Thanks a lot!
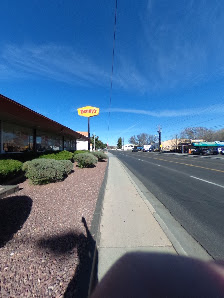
117,137,122,149
129,135,137,145
213,129,224,141
180,127,214,141
90,135,107,150
129,133,157,146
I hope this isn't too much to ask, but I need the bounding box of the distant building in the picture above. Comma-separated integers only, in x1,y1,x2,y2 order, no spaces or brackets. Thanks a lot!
162,139,180,151
162,138,204,152
0,94,87,154
107,145,117,150
76,132,89,151
122,144,135,151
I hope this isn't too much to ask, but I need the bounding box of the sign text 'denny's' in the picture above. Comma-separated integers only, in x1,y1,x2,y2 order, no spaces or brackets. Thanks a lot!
77,106,99,117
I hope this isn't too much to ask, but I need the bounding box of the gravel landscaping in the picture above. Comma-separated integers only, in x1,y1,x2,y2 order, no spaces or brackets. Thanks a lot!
0,161,107,297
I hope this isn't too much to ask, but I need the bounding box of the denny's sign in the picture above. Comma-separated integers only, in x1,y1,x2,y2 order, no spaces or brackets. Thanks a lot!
77,106,99,117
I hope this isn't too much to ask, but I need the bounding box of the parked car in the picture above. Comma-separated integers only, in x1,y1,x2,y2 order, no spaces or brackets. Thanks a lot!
210,148,219,155
142,145,152,152
220,149,224,155
132,146,143,152
192,148,201,155
201,149,211,155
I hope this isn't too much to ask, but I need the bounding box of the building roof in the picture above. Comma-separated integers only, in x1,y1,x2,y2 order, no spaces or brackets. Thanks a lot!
77,131,89,137
0,94,87,140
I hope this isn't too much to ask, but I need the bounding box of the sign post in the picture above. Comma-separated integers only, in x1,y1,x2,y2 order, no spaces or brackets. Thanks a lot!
77,106,100,151
88,117,90,150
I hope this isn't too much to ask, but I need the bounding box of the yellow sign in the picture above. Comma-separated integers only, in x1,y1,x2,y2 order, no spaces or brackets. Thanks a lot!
77,106,100,117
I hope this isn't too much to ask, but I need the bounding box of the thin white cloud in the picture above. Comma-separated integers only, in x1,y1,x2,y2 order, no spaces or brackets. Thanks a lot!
0,43,150,93
2,2,224,94
102,103,224,117
0,44,109,86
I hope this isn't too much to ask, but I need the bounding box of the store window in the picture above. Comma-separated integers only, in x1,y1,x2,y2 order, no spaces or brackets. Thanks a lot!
36,131,63,151
3,122,33,152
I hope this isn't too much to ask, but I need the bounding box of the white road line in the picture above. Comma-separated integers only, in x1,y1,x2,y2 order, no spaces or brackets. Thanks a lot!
190,176,224,189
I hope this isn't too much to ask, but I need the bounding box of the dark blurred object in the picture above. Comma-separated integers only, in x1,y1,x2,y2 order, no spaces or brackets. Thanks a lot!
91,252,224,298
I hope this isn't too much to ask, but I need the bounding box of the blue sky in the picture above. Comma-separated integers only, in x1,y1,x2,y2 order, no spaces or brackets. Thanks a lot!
1,0,224,145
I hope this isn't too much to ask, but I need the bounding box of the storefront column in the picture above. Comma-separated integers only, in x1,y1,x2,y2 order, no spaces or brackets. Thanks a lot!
62,136,65,151
0,120,4,154
33,128,37,152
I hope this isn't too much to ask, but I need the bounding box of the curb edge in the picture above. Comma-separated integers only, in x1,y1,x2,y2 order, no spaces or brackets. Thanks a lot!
88,159,109,296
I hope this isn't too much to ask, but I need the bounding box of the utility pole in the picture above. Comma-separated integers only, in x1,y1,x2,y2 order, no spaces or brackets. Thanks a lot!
94,132,95,151
176,134,178,152
157,126,161,152
123,137,124,151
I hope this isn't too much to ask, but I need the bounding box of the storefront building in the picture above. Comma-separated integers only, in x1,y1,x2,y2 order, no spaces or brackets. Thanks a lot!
0,94,87,154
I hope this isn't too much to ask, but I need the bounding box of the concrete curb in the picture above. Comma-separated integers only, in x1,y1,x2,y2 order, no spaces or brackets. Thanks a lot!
0,185,20,199
88,159,109,296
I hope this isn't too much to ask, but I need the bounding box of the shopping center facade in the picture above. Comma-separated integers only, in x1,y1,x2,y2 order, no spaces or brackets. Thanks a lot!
0,94,87,154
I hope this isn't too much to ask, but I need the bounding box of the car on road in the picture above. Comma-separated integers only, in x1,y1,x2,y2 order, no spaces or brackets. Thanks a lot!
201,148,219,155
143,148,153,152
192,148,219,155
210,148,219,155
132,146,143,152
201,149,213,155
192,148,201,155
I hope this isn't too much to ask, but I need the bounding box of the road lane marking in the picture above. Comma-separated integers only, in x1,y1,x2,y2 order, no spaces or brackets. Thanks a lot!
150,157,224,173
190,176,224,189
120,153,224,173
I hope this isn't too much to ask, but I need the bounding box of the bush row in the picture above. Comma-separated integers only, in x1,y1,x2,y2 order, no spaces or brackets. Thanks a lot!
22,159,73,185
91,151,108,161
0,150,108,184
74,153,98,168
39,150,73,161
0,159,23,182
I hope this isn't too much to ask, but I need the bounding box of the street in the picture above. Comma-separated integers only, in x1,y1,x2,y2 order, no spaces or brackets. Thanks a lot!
110,150,224,260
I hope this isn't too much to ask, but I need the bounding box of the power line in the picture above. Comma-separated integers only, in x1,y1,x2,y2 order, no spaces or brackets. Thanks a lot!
107,0,118,134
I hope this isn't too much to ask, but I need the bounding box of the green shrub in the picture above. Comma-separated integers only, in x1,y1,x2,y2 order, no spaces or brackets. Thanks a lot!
73,150,89,156
58,160,74,174
56,151,73,160
0,159,23,182
0,152,43,162
22,159,73,185
92,151,108,161
39,150,73,161
74,153,98,168
38,153,57,160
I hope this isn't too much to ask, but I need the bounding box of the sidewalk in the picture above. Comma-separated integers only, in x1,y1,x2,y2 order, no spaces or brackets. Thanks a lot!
97,153,176,280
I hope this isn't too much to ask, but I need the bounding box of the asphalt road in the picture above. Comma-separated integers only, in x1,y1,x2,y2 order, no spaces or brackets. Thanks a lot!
110,150,224,260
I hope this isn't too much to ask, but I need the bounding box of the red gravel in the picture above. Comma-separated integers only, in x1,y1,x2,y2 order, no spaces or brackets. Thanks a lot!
0,161,107,297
